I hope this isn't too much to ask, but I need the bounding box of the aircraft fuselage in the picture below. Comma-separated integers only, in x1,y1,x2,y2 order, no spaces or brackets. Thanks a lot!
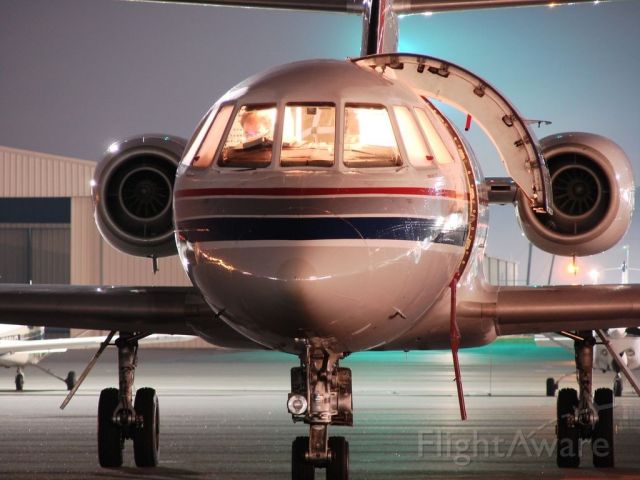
174,59,488,354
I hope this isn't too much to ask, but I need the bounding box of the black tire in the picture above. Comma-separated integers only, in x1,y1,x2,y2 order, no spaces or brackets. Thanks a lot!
613,377,623,397
133,387,160,467
593,387,615,468
15,373,24,392
292,436,314,480
65,371,76,391
546,377,557,397
327,437,349,480
556,388,580,468
98,387,123,468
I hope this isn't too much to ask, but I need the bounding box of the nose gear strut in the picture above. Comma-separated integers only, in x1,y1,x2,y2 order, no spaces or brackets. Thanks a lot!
288,341,353,479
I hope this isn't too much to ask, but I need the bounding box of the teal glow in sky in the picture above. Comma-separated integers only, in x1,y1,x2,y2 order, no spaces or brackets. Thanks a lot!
1,0,639,285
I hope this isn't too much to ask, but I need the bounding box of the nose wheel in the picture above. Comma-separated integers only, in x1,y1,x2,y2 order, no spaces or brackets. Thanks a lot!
292,437,314,479
326,436,349,480
292,435,349,480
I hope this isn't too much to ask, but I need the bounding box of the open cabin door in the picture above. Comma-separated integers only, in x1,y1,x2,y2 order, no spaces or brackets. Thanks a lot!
353,53,552,213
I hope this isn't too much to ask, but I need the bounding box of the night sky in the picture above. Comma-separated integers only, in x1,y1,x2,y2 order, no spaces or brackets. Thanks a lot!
1,0,639,285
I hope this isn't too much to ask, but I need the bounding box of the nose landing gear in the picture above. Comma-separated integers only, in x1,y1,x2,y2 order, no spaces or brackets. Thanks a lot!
288,342,352,480
556,331,614,468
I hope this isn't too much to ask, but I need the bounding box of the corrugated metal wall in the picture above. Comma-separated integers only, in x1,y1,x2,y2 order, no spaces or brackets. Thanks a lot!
483,256,519,286
31,226,70,284
70,198,102,285
0,146,94,197
0,224,70,284
70,198,190,286
0,145,210,346
0,228,29,283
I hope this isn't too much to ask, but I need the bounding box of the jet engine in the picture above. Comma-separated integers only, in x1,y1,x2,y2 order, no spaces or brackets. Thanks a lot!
92,135,186,258
517,132,634,256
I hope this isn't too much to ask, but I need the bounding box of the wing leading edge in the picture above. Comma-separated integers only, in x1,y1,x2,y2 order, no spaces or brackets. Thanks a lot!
122,0,613,14
0,333,197,356
462,284,640,336
0,284,260,350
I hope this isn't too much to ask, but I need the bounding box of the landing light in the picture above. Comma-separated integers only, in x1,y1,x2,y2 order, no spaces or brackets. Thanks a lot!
287,394,308,415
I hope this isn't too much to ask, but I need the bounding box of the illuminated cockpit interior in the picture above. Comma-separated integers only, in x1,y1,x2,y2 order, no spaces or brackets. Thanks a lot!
179,59,461,172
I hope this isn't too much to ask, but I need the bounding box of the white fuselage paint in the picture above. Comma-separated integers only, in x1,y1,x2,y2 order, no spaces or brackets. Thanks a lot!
0,324,46,368
174,59,489,354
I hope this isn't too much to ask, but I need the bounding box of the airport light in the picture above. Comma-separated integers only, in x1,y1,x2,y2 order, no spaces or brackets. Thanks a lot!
567,258,579,276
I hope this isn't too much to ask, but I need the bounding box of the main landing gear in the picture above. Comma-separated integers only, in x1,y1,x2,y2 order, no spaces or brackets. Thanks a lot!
288,342,353,480
556,331,614,469
98,333,159,468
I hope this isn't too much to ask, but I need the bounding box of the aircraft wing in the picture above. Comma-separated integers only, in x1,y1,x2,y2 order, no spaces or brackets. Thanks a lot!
462,284,640,336
0,284,260,350
0,334,197,356
124,0,615,14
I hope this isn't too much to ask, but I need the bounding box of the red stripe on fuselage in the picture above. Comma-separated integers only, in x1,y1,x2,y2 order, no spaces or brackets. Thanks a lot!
175,187,467,200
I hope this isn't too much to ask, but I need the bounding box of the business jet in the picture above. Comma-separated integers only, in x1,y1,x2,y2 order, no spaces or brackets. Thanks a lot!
0,323,193,391
0,0,636,477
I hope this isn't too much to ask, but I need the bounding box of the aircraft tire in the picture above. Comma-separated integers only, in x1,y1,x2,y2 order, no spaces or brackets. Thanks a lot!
15,373,24,391
556,388,580,468
613,377,623,397
65,371,76,391
546,377,557,397
133,387,160,467
291,436,314,480
98,387,123,467
592,388,614,468
327,436,349,480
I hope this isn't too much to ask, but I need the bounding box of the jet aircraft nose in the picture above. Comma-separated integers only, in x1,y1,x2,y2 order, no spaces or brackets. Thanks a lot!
173,58,475,353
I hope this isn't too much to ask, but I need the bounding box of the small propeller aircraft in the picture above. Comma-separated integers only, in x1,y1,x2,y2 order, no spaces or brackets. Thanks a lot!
0,0,637,477
0,324,194,391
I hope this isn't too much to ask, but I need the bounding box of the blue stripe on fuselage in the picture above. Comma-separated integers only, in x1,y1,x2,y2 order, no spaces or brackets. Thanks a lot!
178,217,467,246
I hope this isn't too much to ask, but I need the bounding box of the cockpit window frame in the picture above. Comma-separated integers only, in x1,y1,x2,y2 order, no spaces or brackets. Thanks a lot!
342,102,404,170
181,105,214,167
280,102,337,169
187,103,235,170
216,103,278,170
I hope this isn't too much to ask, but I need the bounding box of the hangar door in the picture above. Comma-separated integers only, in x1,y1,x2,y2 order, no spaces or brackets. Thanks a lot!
0,198,70,284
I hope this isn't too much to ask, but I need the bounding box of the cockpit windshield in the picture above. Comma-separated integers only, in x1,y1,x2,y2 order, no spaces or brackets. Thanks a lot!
343,104,401,168
219,105,276,168
281,104,335,167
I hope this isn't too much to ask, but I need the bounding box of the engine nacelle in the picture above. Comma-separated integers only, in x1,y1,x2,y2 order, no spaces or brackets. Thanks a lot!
517,132,634,256
93,135,186,258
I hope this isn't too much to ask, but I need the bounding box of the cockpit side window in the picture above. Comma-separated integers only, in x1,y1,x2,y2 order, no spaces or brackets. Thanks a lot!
181,106,214,168
414,108,454,165
343,104,401,168
393,106,433,169
218,105,276,168
281,104,335,167
188,104,234,169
